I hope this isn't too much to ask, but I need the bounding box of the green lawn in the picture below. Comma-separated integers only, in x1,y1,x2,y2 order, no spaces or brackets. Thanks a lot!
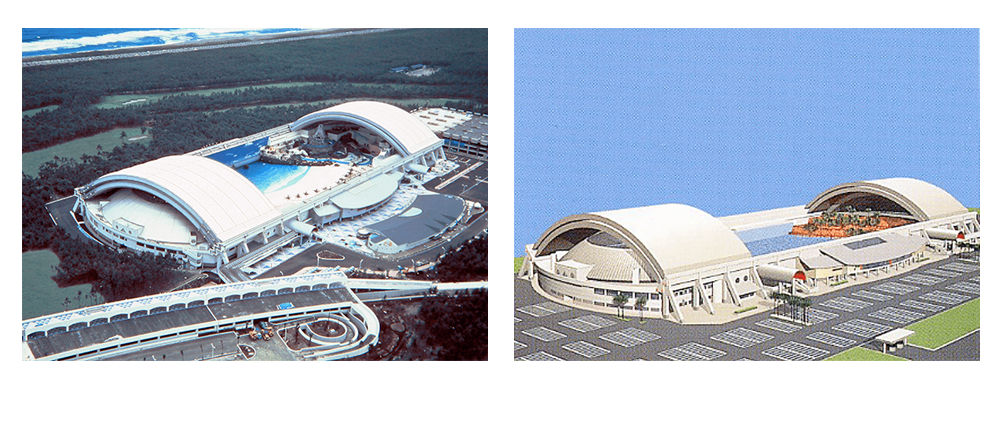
824,347,908,361
514,257,524,274
22,104,60,118
22,127,151,176
905,298,980,349
94,82,326,109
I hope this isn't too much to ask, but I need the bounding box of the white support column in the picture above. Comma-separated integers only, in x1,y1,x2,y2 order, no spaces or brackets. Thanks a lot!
695,274,714,315
724,269,742,306
751,264,767,299
518,247,534,279
660,279,684,323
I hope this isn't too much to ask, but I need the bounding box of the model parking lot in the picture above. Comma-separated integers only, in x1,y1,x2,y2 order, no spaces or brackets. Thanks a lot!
515,255,980,361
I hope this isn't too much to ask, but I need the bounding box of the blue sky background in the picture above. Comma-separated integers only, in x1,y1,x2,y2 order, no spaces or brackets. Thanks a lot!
514,28,979,255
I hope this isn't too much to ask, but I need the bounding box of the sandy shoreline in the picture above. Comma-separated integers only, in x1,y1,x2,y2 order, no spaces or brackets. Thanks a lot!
22,28,387,66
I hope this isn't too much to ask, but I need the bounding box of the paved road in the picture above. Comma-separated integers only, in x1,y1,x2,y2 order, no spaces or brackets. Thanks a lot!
103,333,243,361
45,196,94,243
515,255,979,361
425,154,488,206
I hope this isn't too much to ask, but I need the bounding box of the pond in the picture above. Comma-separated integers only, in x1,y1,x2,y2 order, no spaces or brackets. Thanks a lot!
21,250,100,320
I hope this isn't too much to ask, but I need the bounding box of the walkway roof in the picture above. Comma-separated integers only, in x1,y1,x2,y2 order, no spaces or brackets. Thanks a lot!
331,171,403,210
820,233,928,267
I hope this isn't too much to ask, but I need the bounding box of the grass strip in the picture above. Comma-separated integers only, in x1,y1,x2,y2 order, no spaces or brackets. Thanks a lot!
905,298,980,349
824,347,908,361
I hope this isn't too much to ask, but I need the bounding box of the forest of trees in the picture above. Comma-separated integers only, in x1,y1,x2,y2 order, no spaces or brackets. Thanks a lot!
22,84,486,154
49,230,185,302
415,288,488,360
433,235,489,282
22,28,487,110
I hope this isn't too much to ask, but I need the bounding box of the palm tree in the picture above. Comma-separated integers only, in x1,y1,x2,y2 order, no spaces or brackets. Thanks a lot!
800,296,812,323
612,294,629,319
634,295,647,323
787,295,796,320
769,290,783,316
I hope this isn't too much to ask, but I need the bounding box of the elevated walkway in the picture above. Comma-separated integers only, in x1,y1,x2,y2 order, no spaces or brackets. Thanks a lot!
22,272,378,361
218,231,303,283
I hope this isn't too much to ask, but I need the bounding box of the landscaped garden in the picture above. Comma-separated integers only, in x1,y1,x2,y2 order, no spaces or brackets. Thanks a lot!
791,207,913,238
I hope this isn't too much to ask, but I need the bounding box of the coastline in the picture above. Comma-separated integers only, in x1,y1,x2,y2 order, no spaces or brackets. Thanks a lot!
22,28,389,67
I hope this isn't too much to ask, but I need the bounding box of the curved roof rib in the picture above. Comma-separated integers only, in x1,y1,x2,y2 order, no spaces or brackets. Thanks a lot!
805,178,966,222
289,101,442,157
86,156,280,244
535,204,751,280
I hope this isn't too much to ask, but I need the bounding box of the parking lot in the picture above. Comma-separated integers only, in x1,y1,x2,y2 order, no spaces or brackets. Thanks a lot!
425,154,488,207
515,255,979,361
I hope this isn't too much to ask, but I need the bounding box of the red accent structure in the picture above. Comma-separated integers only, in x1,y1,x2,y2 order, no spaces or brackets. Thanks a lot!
794,271,807,281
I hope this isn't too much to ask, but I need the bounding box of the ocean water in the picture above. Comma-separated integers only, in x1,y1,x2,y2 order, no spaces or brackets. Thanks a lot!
22,28,305,58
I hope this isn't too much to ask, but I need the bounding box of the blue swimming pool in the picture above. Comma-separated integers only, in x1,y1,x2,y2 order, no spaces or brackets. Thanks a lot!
737,222,830,256
235,161,309,194
743,234,830,256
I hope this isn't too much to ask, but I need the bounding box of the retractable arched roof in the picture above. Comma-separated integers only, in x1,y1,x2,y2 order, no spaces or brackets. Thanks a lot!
806,178,967,222
85,155,280,244
289,101,442,157
534,204,752,280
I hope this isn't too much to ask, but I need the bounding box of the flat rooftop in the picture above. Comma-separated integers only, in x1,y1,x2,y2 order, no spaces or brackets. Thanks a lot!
821,233,928,266
367,194,465,247
412,108,487,146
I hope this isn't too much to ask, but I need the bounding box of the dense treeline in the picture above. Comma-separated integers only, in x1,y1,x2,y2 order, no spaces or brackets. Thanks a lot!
433,236,488,282
50,230,184,302
416,288,487,360
23,86,486,154
23,28,487,110
22,173,57,249
23,104,147,153
152,82,486,114
23,84,485,154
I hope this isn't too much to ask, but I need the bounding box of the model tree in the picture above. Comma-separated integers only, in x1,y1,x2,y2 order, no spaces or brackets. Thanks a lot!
634,295,647,323
612,293,629,319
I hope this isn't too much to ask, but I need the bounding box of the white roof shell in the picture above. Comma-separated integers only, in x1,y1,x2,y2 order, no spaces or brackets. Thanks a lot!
289,101,443,156
535,204,752,280
806,178,967,221
86,155,280,244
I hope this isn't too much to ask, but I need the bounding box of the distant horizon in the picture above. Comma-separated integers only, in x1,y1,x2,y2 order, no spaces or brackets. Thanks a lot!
21,28,309,58
514,28,980,255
